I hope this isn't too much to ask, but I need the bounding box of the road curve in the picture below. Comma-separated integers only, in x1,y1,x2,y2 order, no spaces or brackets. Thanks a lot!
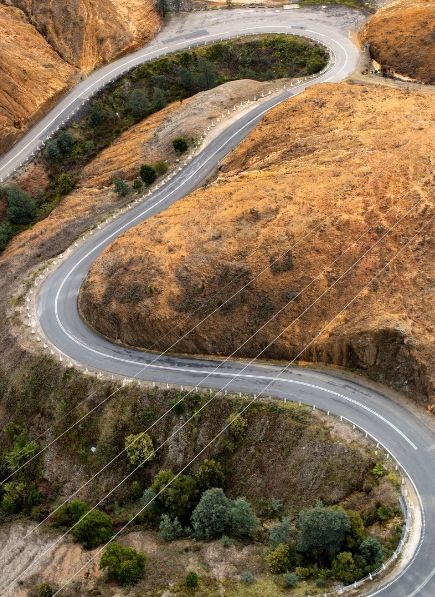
8,8,433,596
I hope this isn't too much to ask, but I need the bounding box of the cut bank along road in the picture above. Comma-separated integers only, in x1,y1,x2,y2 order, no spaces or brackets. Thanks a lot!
4,8,434,597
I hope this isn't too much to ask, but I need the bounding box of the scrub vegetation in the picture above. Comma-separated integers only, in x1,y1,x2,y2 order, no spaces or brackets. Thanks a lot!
0,34,328,252
0,355,403,594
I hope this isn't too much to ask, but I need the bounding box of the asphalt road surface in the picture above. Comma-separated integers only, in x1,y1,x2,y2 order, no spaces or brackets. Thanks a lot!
3,8,434,596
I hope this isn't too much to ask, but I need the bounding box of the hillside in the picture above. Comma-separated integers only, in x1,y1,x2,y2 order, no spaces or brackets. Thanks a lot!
0,0,160,154
79,82,435,404
362,0,435,84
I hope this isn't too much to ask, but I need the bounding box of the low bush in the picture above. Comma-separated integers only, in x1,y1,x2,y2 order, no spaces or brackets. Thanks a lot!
185,571,199,588
266,543,295,574
159,514,186,541
140,164,157,185
71,509,113,549
54,499,89,528
173,137,189,153
100,542,146,586
195,458,225,491
125,432,154,466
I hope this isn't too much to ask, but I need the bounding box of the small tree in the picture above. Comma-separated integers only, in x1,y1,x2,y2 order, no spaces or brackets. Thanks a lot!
43,140,61,162
172,137,189,153
88,100,113,127
191,488,231,540
0,221,13,251
159,474,198,521
140,164,157,185
100,542,146,586
128,89,151,120
266,543,295,574
229,497,259,539
227,413,248,438
114,179,129,197
54,499,89,528
269,516,293,548
297,504,350,557
331,552,361,584
154,161,169,176
159,514,186,541
6,187,36,225
125,433,154,466
72,509,113,549
359,537,384,567
195,459,225,492
57,131,75,155
282,572,299,589
132,178,143,192
56,173,76,196
152,87,167,111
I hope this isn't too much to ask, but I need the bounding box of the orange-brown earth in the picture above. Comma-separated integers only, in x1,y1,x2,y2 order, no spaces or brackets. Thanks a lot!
362,0,435,84
0,0,160,154
79,82,435,403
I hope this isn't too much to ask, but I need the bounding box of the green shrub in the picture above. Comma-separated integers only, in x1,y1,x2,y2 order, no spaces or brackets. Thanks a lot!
191,488,231,540
140,488,158,513
220,534,233,548
159,474,198,521
282,572,299,589
72,509,113,549
331,552,362,584
260,497,284,519
6,187,36,225
266,543,295,574
100,542,146,586
125,432,154,466
132,178,143,192
154,161,169,176
359,537,384,567
195,459,225,492
227,413,248,438
1,481,41,515
152,87,167,110
140,164,157,185
37,584,53,597
57,131,75,155
229,497,259,539
172,137,189,153
376,505,395,522
114,179,129,196
88,99,114,127
269,516,293,548
372,463,385,478
241,571,254,585
56,173,76,196
54,499,90,528
159,514,186,541
129,480,142,501
185,571,199,588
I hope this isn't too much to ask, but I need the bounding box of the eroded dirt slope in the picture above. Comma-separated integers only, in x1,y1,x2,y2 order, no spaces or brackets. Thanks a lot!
362,0,435,84
80,82,435,403
0,6,77,154
0,0,160,153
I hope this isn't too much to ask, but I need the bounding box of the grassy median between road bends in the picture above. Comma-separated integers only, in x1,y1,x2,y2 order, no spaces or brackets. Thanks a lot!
0,34,328,253
0,355,403,594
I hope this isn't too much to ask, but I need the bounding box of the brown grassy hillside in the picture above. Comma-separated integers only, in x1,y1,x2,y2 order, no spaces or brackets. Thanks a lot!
0,0,160,153
362,0,435,84
80,82,435,403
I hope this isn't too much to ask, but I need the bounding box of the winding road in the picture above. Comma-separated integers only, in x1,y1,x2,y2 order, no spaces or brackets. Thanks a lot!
1,8,434,596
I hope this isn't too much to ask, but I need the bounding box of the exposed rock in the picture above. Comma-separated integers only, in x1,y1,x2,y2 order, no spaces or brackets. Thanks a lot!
362,0,435,84
0,0,161,154
79,83,435,403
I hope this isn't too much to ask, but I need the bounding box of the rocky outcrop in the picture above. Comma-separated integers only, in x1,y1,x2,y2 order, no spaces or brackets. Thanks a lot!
79,83,435,403
0,0,160,154
362,0,435,84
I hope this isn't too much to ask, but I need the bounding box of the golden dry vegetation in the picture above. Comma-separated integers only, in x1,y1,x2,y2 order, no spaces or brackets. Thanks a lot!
362,0,435,84
79,82,435,404
0,0,160,153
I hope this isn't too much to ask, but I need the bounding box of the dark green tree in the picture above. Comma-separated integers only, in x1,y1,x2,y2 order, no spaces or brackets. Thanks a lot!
114,179,130,197
128,89,151,120
140,164,157,185
43,140,61,162
0,221,13,251
185,571,199,588
359,537,384,567
191,488,231,540
269,516,293,548
54,499,89,528
159,514,186,541
72,509,113,549
88,100,114,127
6,187,36,225
297,504,350,558
37,584,53,597
57,131,75,155
152,87,167,111
100,542,146,586
56,173,76,196
331,552,362,584
197,58,217,90
229,497,259,539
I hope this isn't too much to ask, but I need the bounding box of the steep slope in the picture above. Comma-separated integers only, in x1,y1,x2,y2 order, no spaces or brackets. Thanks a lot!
0,6,76,154
0,0,160,153
79,82,435,403
362,0,435,84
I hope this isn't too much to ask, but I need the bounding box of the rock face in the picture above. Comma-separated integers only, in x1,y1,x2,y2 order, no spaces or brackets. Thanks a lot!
79,83,435,403
0,0,160,154
362,0,435,84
